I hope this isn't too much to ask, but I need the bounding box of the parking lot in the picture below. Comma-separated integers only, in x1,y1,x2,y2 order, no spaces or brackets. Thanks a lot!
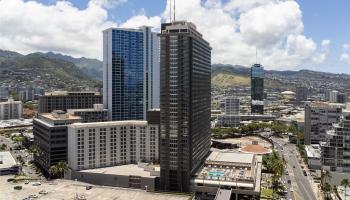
0,175,189,200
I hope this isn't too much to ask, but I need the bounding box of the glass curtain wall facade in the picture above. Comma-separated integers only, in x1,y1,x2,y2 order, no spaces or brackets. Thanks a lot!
103,27,160,121
251,64,264,114
159,21,212,192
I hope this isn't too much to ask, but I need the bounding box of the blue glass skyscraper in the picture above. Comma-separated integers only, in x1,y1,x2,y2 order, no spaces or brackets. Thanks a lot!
251,63,264,114
103,27,160,120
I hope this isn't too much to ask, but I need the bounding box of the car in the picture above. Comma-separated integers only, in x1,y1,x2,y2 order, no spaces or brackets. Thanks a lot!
14,185,23,190
39,190,48,194
32,182,41,186
303,170,307,176
86,185,93,190
28,194,39,198
25,180,29,184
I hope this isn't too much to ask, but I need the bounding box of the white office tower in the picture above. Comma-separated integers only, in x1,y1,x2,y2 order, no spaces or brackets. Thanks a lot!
0,98,22,120
67,121,159,171
103,26,160,120
329,90,339,103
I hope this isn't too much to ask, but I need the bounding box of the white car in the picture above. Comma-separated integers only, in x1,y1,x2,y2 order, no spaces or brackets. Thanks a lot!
32,182,41,186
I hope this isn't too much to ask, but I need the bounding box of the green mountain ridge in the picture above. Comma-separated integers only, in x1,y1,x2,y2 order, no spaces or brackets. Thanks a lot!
0,50,100,90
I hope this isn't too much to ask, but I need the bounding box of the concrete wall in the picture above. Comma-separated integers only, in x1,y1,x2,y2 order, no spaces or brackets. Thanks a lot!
68,170,157,191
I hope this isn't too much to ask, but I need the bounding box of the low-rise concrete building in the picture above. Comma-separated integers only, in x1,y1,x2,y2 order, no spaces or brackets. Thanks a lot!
305,145,321,170
67,163,160,191
0,151,19,175
192,151,262,200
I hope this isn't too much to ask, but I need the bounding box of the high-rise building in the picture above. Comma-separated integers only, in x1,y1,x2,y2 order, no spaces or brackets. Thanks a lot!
224,98,240,115
337,93,347,104
296,86,308,103
159,21,212,192
304,102,343,145
329,90,339,103
321,111,350,185
103,26,160,121
251,64,264,114
38,91,102,113
0,98,22,120
33,111,82,176
67,120,159,171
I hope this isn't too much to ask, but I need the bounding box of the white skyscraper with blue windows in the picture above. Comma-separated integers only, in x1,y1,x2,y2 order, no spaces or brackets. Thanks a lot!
103,26,160,120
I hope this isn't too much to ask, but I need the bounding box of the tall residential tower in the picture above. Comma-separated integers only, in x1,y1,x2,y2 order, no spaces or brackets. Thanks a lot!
251,64,264,114
159,21,212,192
103,26,160,120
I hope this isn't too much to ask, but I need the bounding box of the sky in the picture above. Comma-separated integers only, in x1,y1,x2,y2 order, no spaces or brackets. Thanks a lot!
0,0,350,73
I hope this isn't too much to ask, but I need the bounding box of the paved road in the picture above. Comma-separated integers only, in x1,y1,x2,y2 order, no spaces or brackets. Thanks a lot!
0,134,41,178
271,137,318,200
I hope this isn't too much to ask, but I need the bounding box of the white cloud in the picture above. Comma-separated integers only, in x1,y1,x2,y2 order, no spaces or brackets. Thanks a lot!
90,0,128,8
120,15,161,30
312,39,330,64
160,0,319,69
0,0,326,69
340,53,350,64
0,0,118,59
322,40,331,48
340,43,350,64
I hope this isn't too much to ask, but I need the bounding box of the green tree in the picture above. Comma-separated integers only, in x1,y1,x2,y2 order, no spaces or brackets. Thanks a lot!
341,179,350,200
262,151,286,196
323,182,332,200
49,161,68,178
13,136,25,147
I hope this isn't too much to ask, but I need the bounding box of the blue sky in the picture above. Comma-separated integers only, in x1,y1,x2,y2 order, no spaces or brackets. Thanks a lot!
4,0,350,73
296,0,350,73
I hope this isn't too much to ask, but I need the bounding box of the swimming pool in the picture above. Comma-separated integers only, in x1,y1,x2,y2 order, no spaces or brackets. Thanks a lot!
208,171,225,177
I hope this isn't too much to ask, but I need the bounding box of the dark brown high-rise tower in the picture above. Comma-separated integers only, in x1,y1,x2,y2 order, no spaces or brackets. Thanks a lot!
159,21,211,192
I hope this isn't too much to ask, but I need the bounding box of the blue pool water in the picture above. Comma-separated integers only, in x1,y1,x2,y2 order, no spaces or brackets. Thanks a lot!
208,171,225,177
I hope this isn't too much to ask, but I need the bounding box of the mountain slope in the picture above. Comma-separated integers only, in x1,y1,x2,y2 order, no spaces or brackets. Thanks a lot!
36,52,103,80
0,50,100,90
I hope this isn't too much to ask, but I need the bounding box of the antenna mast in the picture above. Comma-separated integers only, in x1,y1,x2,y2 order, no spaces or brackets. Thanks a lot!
169,0,172,22
256,47,258,64
173,0,176,22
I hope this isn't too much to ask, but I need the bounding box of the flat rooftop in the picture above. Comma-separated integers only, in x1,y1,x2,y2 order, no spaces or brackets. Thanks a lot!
305,145,321,158
80,164,160,178
207,151,254,164
44,91,100,96
40,113,82,121
0,176,188,200
69,120,148,128
0,119,32,128
0,151,17,169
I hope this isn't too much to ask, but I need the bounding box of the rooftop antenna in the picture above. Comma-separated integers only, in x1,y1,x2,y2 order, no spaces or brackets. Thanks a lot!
173,0,176,22
169,0,172,22
255,47,258,64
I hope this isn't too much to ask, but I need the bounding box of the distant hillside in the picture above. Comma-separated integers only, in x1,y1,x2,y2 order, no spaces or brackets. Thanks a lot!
35,52,103,80
211,64,350,92
211,64,294,90
0,49,100,90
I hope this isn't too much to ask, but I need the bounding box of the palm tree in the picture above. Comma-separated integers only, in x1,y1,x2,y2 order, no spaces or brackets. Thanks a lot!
324,182,332,200
322,170,332,191
49,161,68,178
341,179,350,200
